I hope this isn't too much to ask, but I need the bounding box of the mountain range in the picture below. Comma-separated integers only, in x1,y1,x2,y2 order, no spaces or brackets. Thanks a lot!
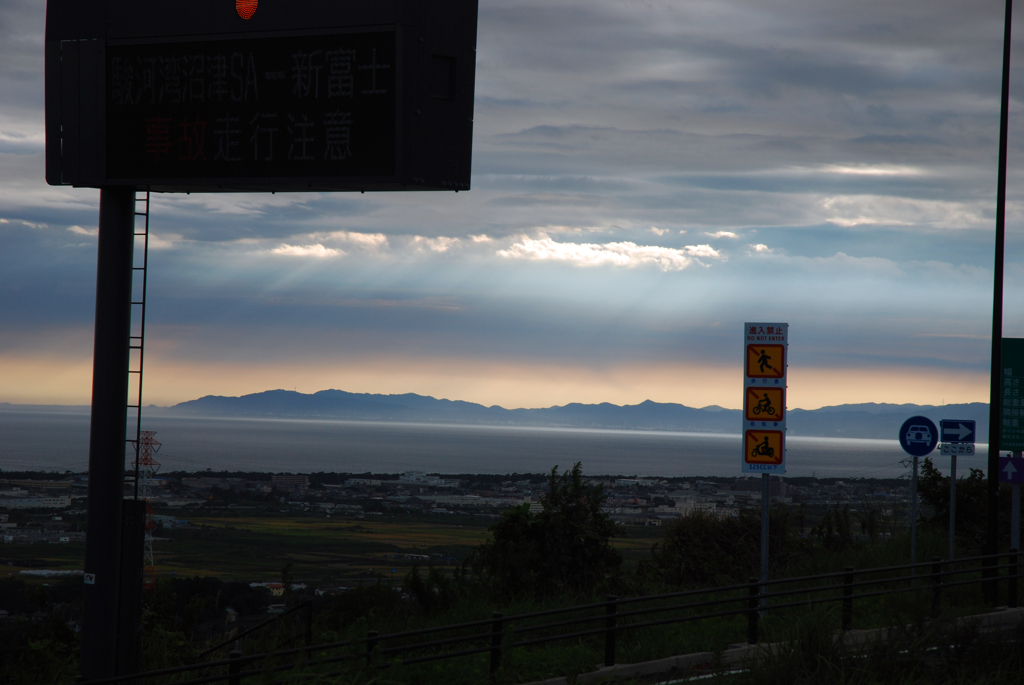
150,389,990,441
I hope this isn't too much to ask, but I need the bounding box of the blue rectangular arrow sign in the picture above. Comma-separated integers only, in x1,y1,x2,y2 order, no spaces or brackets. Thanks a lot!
999,456,1024,484
940,419,976,444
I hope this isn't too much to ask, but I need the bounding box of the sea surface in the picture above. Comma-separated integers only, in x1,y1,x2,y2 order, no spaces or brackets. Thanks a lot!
0,410,976,479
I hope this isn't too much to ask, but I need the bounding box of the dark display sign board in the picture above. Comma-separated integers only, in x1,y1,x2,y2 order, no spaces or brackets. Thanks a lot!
1002,338,1024,451
45,0,477,192
106,32,397,181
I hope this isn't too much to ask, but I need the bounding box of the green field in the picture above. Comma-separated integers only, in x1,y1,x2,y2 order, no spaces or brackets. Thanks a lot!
0,511,662,585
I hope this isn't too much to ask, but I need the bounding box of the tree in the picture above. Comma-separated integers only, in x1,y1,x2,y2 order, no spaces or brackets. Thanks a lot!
917,457,1001,552
471,463,622,599
647,504,805,586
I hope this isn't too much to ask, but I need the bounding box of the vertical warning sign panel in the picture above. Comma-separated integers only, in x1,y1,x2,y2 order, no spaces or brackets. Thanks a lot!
743,323,787,473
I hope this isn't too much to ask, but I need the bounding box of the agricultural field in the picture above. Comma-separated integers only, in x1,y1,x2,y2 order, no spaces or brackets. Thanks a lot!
0,510,663,586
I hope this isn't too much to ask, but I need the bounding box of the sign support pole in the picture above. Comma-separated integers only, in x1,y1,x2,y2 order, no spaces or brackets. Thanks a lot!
986,0,1013,596
760,473,769,608
81,187,135,680
911,456,918,576
1014,452,1022,552
949,453,957,561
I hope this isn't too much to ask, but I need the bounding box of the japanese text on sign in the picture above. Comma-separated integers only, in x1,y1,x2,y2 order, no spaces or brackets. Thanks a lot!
106,32,396,180
1001,338,1024,451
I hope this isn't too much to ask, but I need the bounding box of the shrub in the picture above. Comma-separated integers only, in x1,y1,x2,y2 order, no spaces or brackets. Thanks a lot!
469,462,623,599
647,504,806,586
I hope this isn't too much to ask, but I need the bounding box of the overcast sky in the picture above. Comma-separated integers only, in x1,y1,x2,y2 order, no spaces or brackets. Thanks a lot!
3,0,1024,410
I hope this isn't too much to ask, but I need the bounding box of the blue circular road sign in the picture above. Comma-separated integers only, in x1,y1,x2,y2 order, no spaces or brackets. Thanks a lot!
899,416,938,457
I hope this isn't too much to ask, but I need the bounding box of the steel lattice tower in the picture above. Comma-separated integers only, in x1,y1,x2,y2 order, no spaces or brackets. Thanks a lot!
133,430,161,589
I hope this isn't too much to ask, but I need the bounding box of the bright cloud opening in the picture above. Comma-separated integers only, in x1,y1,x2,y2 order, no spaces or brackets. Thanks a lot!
315,230,389,249
413,236,461,253
270,243,344,257
497,237,719,271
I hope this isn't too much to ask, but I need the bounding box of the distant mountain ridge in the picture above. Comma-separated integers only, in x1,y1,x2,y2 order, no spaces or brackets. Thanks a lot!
159,390,991,441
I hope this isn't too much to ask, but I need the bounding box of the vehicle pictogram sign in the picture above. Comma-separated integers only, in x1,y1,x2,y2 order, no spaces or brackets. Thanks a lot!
745,430,784,466
746,344,785,379
745,386,785,423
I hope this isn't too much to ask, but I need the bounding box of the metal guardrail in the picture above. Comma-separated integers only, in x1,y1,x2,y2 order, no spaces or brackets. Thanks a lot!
81,550,1023,685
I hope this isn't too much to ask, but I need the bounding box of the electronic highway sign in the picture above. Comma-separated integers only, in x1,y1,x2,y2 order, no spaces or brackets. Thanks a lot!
45,0,478,193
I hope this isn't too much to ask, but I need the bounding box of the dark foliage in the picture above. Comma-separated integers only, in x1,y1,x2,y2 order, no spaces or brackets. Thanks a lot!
403,563,463,617
917,457,995,544
145,576,273,633
645,505,808,586
315,581,407,628
470,463,623,599
811,502,855,551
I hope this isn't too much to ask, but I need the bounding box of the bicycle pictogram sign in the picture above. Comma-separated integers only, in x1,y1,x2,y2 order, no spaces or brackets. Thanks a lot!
745,387,784,422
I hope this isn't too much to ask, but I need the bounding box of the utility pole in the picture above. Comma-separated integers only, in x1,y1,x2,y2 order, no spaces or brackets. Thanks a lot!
987,0,1013,593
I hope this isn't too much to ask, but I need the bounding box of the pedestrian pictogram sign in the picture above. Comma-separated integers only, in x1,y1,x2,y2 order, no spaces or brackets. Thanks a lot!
745,386,785,423
745,430,784,466
743,322,787,473
746,344,785,379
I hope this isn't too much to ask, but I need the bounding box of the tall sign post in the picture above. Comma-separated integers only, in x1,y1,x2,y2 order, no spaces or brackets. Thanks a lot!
45,1,479,679
898,416,938,574
986,0,1013,596
939,419,976,560
743,322,788,606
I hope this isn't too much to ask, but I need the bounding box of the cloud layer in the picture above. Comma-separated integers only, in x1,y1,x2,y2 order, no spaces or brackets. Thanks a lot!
0,0,1021,409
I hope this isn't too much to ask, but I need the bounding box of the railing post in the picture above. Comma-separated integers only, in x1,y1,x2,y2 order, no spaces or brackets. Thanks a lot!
1010,548,1019,609
304,601,313,658
604,595,618,667
931,557,943,616
842,566,854,631
747,578,759,645
490,612,504,676
228,649,241,685
366,630,379,668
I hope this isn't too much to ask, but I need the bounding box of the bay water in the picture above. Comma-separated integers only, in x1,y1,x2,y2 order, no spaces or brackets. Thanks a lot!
0,410,975,478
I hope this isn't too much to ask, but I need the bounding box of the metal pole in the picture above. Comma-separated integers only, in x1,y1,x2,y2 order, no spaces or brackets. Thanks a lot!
80,187,136,680
1014,484,1021,552
760,473,769,606
987,0,1013,585
1013,450,1022,551
949,453,957,561
911,455,918,575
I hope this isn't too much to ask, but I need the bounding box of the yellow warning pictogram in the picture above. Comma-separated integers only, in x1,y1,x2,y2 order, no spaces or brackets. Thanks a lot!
746,344,785,379
745,430,784,465
745,387,784,422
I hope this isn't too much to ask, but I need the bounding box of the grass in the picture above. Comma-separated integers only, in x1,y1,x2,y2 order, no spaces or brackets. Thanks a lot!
1,508,1017,684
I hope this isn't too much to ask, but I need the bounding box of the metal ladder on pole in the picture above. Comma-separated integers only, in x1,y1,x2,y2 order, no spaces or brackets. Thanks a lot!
126,191,151,499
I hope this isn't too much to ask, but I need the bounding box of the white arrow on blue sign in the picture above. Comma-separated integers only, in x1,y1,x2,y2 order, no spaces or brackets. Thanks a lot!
999,456,1024,484
940,419,976,444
